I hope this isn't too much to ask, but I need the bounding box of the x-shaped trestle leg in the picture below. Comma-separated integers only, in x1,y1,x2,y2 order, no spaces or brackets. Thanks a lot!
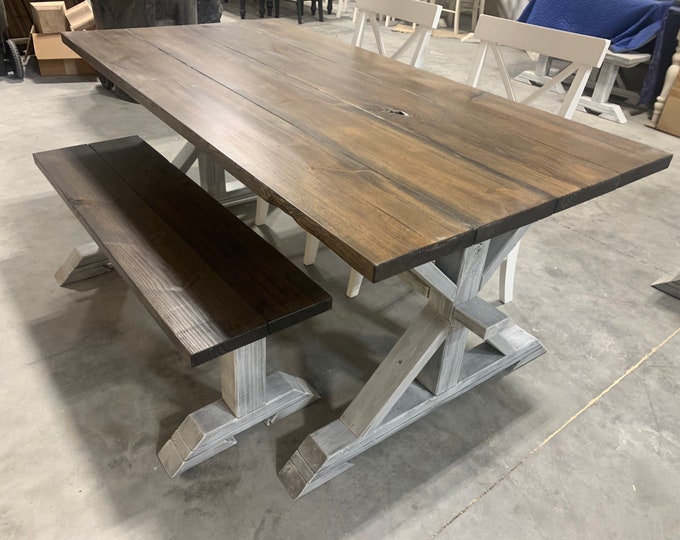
279,227,546,498
172,141,256,206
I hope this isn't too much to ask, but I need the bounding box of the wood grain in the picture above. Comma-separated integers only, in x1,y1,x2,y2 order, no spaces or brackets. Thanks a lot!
34,136,331,366
62,24,672,281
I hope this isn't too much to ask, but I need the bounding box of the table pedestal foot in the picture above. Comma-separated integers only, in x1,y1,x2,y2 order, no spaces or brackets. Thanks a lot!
160,371,319,477
278,326,544,497
279,236,545,497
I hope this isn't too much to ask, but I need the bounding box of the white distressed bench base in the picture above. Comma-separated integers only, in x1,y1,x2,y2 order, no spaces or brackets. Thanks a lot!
515,51,651,124
159,371,319,478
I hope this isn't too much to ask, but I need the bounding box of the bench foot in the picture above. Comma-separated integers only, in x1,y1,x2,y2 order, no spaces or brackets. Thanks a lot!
55,242,113,286
578,97,627,124
159,371,319,477
652,275,680,299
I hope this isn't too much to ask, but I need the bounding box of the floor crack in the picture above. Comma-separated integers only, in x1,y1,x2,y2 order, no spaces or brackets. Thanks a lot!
427,326,680,539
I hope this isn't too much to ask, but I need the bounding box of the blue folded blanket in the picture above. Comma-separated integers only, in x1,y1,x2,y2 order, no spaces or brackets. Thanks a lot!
518,0,673,52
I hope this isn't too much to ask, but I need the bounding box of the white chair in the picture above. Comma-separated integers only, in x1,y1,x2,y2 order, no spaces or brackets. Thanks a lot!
351,0,442,68
467,14,609,302
257,0,442,298
440,0,485,36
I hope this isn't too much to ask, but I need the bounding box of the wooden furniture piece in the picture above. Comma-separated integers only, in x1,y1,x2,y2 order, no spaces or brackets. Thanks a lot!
352,0,441,68
467,14,609,303
517,51,652,124
62,22,671,497
278,0,443,298
34,135,331,477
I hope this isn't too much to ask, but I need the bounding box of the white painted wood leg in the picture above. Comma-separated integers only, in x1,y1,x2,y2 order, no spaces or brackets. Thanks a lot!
54,242,113,286
255,197,270,226
303,234,320,266
346,269,364,298
171,141,200,173
279,236,545,498
652,275,680,299
159,339,319,478
515,55,566,94
499,241,520,304
578,62,627,124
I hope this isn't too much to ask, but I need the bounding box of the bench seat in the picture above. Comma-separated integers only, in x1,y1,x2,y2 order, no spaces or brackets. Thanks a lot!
34,135,332,366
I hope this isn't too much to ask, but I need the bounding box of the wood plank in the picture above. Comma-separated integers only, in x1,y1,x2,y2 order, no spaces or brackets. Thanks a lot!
247,19,671,185
61,25,672,280
63,29,476,282
219,339,266,418
88,137,331,334
34,142,268,365
340,305,450,436
132,25,561,244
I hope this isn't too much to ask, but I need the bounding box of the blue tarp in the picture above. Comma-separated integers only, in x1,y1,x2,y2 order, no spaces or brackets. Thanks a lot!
518,0,673,52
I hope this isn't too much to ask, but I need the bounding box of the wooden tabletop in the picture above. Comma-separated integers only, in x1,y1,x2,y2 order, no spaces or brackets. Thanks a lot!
63,21,672,282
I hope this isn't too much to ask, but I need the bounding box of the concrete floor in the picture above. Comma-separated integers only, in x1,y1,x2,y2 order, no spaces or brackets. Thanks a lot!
1,5,679,539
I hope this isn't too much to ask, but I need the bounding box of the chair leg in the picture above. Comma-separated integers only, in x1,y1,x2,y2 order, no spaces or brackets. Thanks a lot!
304,233,320,266
255,197,269,226
499,242,520,304
346,269,364,298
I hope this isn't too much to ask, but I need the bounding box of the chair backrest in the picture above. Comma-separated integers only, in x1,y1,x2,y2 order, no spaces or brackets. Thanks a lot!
352,0,443,68
467,15,610,119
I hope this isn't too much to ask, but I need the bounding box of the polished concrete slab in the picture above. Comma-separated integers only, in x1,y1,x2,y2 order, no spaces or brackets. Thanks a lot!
0,6,679,539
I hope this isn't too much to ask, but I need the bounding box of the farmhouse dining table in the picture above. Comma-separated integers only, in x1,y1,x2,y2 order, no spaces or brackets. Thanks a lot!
62,20,671,497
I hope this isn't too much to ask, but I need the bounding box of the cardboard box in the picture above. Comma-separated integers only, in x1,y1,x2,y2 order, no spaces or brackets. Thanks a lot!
32,31,97,76
65,2,95,31
657,75,680,138
30,2,68,33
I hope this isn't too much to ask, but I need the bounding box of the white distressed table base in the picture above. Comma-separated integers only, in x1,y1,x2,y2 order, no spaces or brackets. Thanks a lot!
279,327,544,498
159,371,319,478
280,232,546,497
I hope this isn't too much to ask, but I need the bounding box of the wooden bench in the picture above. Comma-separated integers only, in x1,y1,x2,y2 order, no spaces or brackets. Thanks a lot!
516,51,651,124
34,135,332,477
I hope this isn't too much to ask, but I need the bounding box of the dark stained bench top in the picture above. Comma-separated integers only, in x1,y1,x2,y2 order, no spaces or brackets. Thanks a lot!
34,136,332,366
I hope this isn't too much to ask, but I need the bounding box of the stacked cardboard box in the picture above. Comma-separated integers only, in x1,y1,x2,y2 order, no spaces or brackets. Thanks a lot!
30,1,96,76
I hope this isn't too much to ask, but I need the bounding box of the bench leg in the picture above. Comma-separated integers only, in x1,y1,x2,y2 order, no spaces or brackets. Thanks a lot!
158,338,319,478
578,62,627,124
54,242,113,286
279,233,545,498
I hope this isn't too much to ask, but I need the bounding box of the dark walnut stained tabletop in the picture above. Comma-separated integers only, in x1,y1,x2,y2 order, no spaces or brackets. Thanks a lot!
63,21,672,282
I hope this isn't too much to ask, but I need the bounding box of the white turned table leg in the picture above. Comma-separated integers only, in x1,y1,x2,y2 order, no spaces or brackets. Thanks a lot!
652,29,680,126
